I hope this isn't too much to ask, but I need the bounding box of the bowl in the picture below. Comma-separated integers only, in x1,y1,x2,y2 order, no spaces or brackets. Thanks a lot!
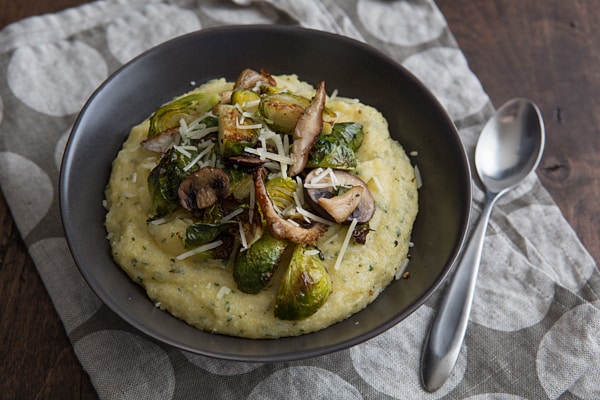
60,25,471,362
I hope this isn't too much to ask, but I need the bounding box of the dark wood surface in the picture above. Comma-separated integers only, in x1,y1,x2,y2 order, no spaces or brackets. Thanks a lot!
1,1,598,398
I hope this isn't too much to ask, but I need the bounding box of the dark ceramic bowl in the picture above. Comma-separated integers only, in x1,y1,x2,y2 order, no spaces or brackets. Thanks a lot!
60,25,471,362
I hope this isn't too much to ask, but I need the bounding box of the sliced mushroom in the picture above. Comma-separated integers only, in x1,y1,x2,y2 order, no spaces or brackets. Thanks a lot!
234,68,275,90
288,81,326,177
304,169,376,223
317,186,364,223
178,167,230,212
140,126,180,153
254,166,328,244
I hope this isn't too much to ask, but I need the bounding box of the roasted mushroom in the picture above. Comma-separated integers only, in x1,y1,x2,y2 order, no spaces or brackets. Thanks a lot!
317,186,364,224
234,68,276,90
304,169,375,223
178,167,230,212
140,126,180,153
254,167,328,244
288,81,327,177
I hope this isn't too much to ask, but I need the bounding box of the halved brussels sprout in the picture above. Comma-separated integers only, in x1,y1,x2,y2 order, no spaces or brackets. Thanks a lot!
258,92,311,134
274,244,332,320
265,176,297,212
148,149,186,217
148,92,220,138
307,122,364,170
218,104,260,158
184,222,237,248
233,232,289,294
231,89,260,109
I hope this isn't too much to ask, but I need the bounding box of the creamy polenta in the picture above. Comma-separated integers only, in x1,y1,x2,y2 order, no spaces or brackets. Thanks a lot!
104,73,418,338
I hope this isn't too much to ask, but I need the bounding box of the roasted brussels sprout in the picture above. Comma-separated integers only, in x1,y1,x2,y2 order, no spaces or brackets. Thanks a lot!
274,244,332,320
307,122,364,170
265,176,297,212
218,104,260,158
258,92,311,134
231,89,260,108
148,92,220,137
184,221,237,248
148,149,187,217
233,232,289,294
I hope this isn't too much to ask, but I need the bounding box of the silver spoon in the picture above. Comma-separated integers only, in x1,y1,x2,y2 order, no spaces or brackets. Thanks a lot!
420,98,545,392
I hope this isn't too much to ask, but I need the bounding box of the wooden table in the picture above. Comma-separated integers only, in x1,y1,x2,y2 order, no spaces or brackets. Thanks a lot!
1,1,598,398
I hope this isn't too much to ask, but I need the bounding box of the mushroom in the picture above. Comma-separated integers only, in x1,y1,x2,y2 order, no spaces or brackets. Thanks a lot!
140,126,180,153
288,81,326,177
178,167,230,212
253,166,328,244
317,186,364,223
234,68,276,90
304,169,376,223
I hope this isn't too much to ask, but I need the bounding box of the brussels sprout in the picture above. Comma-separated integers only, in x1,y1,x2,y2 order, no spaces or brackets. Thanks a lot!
184,222,237,248
148,92,220,137
233,232,289,294
274,244,332,320
265,176,297,212
148,149,186,217
218,104,260,158
225,167,254,200
231,89,260,108
307,122,364,170
258,92,311,134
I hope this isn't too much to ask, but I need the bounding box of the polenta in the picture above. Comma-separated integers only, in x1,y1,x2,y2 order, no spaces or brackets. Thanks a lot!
104,70,418,338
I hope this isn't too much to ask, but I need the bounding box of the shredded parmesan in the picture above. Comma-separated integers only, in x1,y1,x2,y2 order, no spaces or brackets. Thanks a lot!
149,217,167,225
296,206,334,226
238,221,248,249
176,240,223,260
216,286,232,300
395,258,410,280
414,165,423,189
244,147,293,164
222,208,244,222
333,218,359,270
372,176,384,193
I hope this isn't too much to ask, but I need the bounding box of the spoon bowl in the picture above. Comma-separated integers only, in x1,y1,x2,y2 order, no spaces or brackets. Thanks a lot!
476,99,545,194
420,98,545,392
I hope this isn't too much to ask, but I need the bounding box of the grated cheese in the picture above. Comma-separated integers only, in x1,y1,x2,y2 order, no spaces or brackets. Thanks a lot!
149,217,167,225
296,206,334,226
333,218,359,270
244,147,293,165
395,258,410,280
222,207,244,222
414,165,423,189
236,116,262,130
216,286,231,300
176,240,223,260
372,175,384,194
238,221,248,249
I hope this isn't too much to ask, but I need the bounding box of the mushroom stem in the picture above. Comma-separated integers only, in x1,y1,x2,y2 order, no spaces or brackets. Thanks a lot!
254,167,328,244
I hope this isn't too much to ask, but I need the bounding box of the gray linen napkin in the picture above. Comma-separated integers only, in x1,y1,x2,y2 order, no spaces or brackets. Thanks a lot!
1,0,599,398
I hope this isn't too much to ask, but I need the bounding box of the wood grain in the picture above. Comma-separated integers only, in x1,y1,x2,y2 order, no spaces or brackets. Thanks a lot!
1,1,598,398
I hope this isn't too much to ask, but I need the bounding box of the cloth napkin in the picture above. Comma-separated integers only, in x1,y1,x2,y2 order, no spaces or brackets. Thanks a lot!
1,0,599,398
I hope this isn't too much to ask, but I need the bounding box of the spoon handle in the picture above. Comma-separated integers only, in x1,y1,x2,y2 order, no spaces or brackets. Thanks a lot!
420,195,497,392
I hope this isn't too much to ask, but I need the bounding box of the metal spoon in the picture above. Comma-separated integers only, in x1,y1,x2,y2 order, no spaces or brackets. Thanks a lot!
420,98,545,392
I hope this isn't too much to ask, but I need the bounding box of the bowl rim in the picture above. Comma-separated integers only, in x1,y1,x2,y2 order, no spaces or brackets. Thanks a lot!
59,24,472,361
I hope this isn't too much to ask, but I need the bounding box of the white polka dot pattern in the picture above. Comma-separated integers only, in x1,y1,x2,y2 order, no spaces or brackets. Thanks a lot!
1,1,598,399
357,0,446,46
107,3,201,64
7,40,107,116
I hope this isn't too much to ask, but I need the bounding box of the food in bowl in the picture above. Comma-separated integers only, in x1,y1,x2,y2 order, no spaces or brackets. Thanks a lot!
104,69,418,338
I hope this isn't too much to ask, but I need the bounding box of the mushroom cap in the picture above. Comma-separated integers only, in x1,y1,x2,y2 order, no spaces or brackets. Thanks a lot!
178,166,230,212
304,169,375,223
